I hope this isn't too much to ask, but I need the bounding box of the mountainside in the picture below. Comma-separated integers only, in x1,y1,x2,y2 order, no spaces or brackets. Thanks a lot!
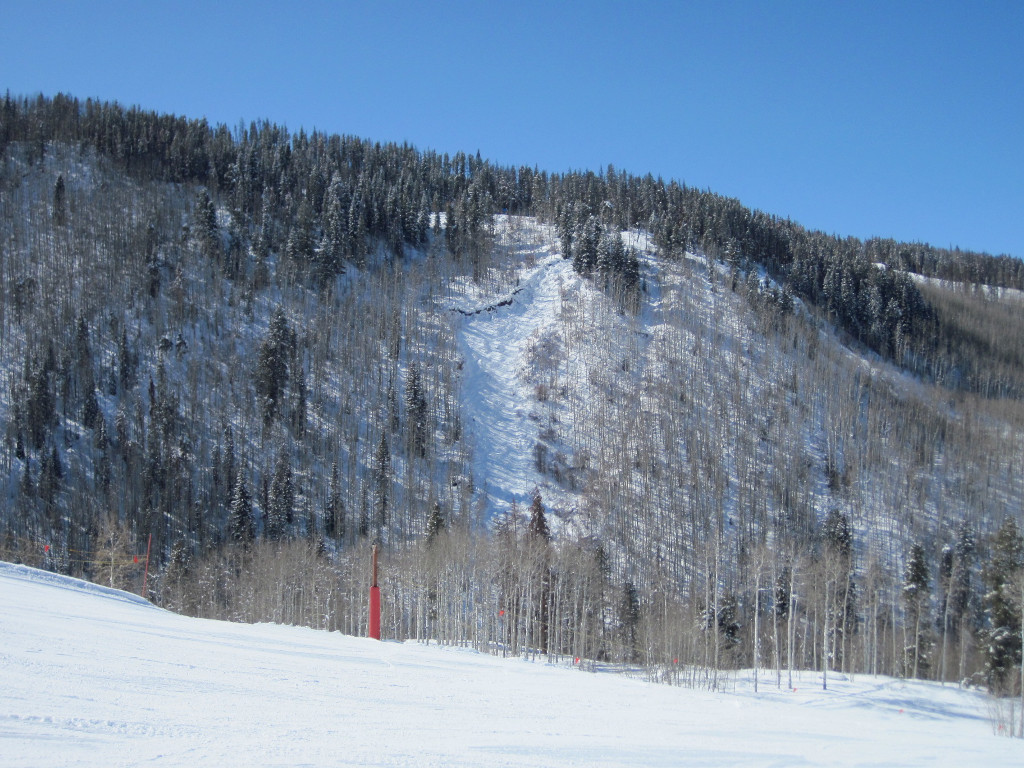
1,94,1024,697
3,561,1019,767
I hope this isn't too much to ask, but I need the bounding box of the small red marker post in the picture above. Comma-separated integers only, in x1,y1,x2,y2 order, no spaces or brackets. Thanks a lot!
368,544,381,640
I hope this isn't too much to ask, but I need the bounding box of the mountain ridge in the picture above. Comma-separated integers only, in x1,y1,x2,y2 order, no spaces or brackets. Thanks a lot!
1,93,1023,696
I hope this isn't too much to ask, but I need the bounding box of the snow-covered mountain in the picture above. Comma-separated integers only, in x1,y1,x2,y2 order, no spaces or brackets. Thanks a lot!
2,560,1017,768
3,95,1024,698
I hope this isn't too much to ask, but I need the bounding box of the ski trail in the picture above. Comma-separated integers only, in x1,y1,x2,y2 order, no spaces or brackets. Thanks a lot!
457,255,576,517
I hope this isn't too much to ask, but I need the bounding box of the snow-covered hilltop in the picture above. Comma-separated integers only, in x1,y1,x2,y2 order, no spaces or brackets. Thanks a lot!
4,96,1024,718
2,561,1016,768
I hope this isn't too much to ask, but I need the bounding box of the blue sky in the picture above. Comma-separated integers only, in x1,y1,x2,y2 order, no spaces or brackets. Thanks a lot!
3,1,1022,257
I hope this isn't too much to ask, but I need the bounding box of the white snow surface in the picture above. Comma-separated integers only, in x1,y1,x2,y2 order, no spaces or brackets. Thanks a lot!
2,561,1018,767
450,218,652,522
455,250,578,515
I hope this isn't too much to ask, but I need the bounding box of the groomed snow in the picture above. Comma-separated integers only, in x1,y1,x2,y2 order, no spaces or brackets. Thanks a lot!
2,562,1018,767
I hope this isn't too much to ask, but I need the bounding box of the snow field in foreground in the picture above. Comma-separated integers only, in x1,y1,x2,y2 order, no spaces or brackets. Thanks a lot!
1,561,1018,767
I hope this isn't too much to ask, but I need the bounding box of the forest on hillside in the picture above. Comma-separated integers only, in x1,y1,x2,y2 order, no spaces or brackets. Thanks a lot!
1,93,1023,699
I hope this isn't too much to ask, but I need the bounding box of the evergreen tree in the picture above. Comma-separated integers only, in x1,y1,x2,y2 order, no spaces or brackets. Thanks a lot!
324,461,344,541
26,361,56,450
405,363,428,458
52,174,66,225
619,581,642,662
619,246,641,294
93,417,111,493
117,326,135,393
20,456,34,499
902,543,932,678
286,198,315,265
373,435,391,535
572,215,601,275
717,592,742,654
82,388,100,430
426,500,445,542
267,449,294,539
38,444,61,507
194,188,219,260
254,308,291,424
822,509,853,566
228,470,255,545
982,518,1024,693
528,489,550,541
318,177,348,283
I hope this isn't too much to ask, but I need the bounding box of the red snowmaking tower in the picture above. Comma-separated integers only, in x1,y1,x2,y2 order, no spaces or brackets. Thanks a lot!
368,543,381,640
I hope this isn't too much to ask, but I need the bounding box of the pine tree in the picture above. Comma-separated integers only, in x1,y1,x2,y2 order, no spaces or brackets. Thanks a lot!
823,509,852,566
194,188,219,259
373,435,391,536
82,388,100,431
405,363,428,458
426,500,445,542
52,174,66,225
38,444,61,507
254,308,291,424
938,522,976,682
619,581,642,662
983,518,1024,693
620,246,641,294
286,198,315,264
267,449,294,540
228,470,255,545
572,215,601,275
117,326,135,392
93,417,111,493
318,178,348,283
26,361,56,450
20,457,34,499
324,461,344,541
902,543,931,678
528,489,550,541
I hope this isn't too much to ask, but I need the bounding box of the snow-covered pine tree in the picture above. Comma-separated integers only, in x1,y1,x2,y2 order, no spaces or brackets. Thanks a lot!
254,308,291,424
228,471,255,545
426,500,445,543
982,518,1023,693
902,543,931,678
405,363,428,459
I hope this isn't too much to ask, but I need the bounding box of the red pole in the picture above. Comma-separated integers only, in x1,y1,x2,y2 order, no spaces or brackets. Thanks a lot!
369,544,381,640
141,533,152,600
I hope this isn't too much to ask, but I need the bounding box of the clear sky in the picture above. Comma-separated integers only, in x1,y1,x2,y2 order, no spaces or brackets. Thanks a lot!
3,1,1021,257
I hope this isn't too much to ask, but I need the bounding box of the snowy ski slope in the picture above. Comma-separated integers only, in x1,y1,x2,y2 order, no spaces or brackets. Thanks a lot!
1,561,1018,767
455,249,578,515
